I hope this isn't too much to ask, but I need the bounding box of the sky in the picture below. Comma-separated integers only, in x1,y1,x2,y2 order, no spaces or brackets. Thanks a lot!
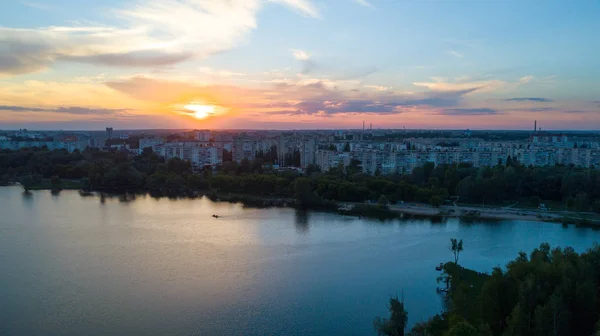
0,0,599,130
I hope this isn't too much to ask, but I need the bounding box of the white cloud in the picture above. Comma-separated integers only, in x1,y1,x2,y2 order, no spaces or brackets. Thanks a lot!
268,0,319,18
447,50,463,58
365,85,391,91
413,76,507,93
414,74,549,94
291,49,310,61
197,67,246,77
290,49,317,74
519,75,533,84
20,1,51,11
353,0,374,8
0,0,320,76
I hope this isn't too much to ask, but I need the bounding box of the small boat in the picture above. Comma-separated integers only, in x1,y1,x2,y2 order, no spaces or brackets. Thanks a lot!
435,263,444,271
212,214,220,218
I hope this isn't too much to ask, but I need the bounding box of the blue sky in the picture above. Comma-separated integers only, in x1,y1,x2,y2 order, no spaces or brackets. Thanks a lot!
0,0,599,130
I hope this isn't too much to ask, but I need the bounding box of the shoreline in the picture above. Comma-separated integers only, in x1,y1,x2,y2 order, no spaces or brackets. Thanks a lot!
389,203,600,225
6,184,600,225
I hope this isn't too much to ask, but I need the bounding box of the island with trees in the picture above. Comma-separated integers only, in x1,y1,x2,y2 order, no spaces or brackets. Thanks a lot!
375,239,600,336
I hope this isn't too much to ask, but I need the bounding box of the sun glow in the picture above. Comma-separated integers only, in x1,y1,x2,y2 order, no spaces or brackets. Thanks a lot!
185,104,216,119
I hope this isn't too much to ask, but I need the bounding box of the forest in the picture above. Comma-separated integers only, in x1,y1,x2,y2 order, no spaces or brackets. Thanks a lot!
1,147,600,213
376,242,600,336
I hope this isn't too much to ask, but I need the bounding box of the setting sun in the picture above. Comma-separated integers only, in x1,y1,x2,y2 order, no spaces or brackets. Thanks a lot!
185,104,216,119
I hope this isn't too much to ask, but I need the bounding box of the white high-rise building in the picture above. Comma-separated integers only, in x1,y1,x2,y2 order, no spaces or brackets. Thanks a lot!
138,138,165,153
195,130,211,141
154,142,219,166
301,138,316,168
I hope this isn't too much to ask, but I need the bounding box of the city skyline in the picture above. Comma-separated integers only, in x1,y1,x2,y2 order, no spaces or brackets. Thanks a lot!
1,0,599,130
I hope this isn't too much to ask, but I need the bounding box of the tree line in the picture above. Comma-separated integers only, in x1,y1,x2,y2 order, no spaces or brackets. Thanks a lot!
1,147,600,213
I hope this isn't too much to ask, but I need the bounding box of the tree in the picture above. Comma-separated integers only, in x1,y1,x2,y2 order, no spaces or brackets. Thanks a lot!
166,157,192,175
430,195,443,208
450,238,463,264
294,177,319,207
456,176,475,203
387,243,600,336
574,192,590,211
406,322,428,336
428,177,440,188
378,194,390,206
50,175,62,191
80,177,91,191
346,159,362,176
529,196,542,207
19,175,35,192
240,158,252,173
479,267,516,334
447,321,477,336
374,297,408,336
141,147,154,157
306,164,321,174
592,200,600,214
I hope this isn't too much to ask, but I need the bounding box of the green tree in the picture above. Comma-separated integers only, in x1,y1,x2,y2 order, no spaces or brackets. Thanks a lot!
456,176,475,203
50,175,62,191
429,195,443,208
378,194,390,206
451,238,464,264
374,297,408,336
592,200,600,214
19,175,35,192
306,164,321,174
80,177,91,191
428,177,440,188
529,196,542,207
574,192,590,211
294,177,319,207
447,321,477,336
346,159,362,176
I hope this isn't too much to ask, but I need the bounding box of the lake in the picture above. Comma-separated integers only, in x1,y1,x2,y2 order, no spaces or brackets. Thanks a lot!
1,186,599,335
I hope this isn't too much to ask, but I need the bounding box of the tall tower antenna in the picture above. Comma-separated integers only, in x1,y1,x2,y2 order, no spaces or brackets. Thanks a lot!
534,120,537,133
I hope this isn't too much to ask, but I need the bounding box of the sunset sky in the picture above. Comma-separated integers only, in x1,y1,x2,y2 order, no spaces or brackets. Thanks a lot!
1,0,599,130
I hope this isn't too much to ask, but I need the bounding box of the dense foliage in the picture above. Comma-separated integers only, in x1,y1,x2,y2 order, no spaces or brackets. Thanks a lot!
393,243,600,336
375,297,409,336
1,148,600,213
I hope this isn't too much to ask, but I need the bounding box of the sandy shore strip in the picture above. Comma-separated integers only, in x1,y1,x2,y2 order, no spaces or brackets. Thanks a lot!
388,203,577,223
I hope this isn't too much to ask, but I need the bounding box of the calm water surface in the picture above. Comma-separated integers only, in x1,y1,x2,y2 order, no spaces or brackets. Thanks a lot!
1,186,599,335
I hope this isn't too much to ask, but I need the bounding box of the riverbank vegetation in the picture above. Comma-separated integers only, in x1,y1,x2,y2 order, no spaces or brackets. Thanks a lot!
2,148,600,215
380,241,600,335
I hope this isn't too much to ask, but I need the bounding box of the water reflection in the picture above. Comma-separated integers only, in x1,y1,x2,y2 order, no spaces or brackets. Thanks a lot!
118,193,136,203
78,190,94,197
294,209,309,234
21,190,33,208
429,215,448,225
3,186,600,336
